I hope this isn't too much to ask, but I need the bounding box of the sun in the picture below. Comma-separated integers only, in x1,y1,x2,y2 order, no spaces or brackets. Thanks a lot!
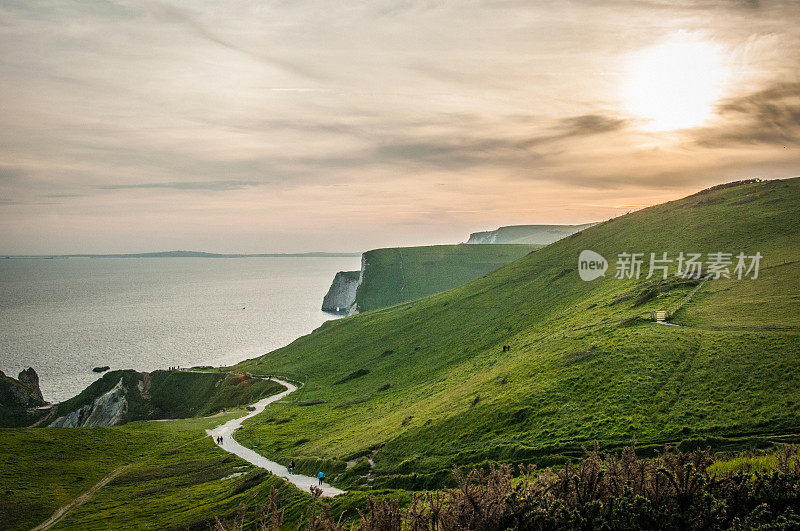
623,33,728,132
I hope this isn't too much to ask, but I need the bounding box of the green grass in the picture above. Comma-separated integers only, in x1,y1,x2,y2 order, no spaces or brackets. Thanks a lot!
233,177,800,490
354,244,540,312
0,413,244,530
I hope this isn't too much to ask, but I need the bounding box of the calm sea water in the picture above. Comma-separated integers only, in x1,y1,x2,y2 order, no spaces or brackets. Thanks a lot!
0,257,360,402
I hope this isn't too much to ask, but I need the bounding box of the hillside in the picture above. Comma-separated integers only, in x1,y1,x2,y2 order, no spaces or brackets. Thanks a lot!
466,223,596,244
0,413,327,530
48,369,285,427
235,177,800,490
323,244,540,314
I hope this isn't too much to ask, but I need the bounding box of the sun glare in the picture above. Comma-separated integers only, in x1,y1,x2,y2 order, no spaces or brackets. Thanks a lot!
623,34,728,132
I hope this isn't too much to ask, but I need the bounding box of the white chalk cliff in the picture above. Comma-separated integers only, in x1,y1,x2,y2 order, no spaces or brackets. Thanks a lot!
49,378,128,427
321,266,361,315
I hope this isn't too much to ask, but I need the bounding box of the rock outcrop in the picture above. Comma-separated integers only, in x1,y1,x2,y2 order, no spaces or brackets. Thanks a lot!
0,368,49,427
18,367,44,401
49,378,128,428
46,368,285,428
322,269,361,314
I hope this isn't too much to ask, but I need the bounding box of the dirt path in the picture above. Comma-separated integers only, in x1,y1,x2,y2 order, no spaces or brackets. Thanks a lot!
207,378,345,497
31,464,132,531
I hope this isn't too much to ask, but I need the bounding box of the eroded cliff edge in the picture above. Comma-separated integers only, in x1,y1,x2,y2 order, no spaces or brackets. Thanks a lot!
321,269,361,315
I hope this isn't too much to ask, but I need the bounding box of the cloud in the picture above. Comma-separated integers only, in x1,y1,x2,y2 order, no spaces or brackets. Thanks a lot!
0,0,798,253
372,113,627,170
120,0,320,79
0,166,27,181
557,115,628,137
98,180,265,191
696,82,800,147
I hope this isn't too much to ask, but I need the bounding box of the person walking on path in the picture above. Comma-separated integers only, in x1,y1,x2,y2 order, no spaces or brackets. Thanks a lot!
317,471,324,485
289,460,295,475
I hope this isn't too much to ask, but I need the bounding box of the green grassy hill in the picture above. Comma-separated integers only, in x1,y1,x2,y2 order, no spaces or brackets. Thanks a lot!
235,177,800,489
354,244,540,312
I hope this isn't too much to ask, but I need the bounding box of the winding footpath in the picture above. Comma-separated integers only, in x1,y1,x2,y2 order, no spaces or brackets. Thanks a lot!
207,378,345,497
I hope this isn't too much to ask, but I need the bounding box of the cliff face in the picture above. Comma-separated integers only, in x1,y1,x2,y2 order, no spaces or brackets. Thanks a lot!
17,367,43,401
321,269,361,314
49,378,128,427
47,369,285,428
466,223,597,245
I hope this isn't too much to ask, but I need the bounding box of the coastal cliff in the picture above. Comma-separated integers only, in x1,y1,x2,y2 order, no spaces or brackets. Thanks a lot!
321,269,361,315
50,377,129,427
321,244,538,314
466,223,596,245
47,369,285,428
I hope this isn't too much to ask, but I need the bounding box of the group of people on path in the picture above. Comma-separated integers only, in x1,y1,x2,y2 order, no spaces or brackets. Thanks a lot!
215,435,224,445
286,460,325,486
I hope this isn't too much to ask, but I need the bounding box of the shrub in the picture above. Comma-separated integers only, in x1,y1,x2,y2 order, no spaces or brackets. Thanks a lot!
216,444,800,530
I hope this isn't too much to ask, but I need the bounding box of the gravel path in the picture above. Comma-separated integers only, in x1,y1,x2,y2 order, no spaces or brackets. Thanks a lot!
207,378,345,497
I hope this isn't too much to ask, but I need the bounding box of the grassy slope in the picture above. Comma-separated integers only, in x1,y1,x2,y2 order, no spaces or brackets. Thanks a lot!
355,244,540,312
0,411,406,531
235,178,800,489
0,414,247,530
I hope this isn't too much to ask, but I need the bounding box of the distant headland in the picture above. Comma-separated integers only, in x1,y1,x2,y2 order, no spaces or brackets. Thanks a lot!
2,250,362,259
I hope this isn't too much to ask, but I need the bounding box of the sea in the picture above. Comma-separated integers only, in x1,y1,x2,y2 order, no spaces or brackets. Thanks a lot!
0,256,360,402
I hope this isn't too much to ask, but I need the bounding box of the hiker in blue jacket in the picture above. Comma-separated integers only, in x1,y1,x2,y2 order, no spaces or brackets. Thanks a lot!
317,471,324,485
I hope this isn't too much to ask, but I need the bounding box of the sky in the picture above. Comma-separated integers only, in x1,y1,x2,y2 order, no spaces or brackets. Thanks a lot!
0,0,798,254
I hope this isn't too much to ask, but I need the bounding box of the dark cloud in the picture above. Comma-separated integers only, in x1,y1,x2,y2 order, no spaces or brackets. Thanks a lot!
696,82,800,147
0,166,27,181
373,113,626,169
98,180,264,191
557,115,628,137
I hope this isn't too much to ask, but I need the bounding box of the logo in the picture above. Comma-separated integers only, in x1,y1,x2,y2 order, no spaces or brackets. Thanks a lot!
578,250,607,281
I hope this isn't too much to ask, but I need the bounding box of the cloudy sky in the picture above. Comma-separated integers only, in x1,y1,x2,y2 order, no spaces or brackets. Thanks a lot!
1,0,798,254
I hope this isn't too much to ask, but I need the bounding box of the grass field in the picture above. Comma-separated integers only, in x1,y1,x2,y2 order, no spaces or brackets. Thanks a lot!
354,244,540,312
0,410,414,530
234,177,800,489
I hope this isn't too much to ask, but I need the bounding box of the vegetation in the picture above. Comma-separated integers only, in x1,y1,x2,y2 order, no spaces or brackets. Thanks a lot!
354,244,540,312
0,412,412,530
219,444,800,530
235,177,800,489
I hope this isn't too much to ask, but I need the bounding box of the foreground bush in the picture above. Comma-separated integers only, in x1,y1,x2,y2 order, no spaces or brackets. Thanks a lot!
218,444,800,530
